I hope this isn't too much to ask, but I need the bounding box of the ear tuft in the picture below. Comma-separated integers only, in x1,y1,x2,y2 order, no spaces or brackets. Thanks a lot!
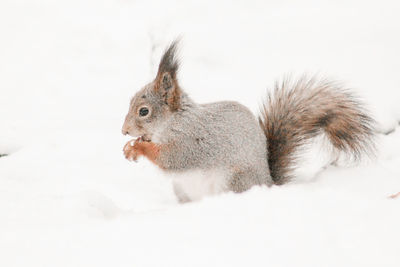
157,39,180,78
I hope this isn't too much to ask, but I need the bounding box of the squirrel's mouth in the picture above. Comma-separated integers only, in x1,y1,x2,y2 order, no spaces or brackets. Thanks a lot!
129,135,151,146
142,134,151,142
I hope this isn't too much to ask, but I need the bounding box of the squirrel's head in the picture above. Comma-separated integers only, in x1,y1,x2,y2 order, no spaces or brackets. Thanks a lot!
122,40,182,141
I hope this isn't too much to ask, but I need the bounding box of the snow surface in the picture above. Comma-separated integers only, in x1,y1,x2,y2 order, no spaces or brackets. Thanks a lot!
1,0,400,266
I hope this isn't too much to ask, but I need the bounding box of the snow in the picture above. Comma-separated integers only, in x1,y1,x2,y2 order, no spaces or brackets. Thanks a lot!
1,0,400,266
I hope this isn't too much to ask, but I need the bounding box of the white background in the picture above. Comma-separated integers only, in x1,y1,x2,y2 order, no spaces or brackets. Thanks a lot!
1,0,400,266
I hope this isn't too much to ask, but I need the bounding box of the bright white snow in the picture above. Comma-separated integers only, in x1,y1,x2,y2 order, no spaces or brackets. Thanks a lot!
1,0,400,266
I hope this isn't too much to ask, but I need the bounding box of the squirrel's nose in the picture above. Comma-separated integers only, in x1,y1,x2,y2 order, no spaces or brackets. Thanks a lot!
122,126,130,135
122,122,131,135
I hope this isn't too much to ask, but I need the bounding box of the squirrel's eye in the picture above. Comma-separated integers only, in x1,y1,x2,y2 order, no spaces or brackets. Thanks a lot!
139,107,149,117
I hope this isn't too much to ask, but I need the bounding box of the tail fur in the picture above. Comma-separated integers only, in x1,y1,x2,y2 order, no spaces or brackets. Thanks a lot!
258,77,376,185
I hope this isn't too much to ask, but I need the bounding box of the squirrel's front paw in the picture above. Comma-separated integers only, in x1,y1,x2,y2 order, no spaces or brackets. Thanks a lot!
123,137,143,162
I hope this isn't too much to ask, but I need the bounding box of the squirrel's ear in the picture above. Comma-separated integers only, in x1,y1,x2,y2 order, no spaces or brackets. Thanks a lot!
156,71,181,111
154,40,182,111
161,72,174,91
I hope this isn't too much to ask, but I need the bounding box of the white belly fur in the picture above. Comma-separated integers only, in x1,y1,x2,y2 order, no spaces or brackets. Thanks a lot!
170,169,228,202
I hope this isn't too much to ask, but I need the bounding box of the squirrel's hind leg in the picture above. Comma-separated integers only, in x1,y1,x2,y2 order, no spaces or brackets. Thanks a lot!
228,166,269,193
229,170,251,193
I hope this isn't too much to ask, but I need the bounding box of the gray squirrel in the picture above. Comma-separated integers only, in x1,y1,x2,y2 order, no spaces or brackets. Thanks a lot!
122,40,375,202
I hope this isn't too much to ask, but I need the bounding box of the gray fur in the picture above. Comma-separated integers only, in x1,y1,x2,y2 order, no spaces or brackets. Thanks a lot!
158,98,271,190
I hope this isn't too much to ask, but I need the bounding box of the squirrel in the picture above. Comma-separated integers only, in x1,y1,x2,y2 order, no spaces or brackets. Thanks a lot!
122,40,376,203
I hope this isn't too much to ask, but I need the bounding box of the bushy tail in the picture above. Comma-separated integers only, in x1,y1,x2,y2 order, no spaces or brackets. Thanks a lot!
258,77,376,185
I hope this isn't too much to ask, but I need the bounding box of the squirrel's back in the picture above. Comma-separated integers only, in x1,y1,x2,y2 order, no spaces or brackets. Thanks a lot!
158,100,271,188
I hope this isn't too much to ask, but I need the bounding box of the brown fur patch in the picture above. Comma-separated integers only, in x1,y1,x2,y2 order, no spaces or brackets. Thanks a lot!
134,141,161,166
259,77,376,184
123,138,166,169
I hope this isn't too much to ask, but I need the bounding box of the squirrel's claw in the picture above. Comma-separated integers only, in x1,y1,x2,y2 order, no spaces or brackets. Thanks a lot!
125,150,139,162
123,138,140,162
